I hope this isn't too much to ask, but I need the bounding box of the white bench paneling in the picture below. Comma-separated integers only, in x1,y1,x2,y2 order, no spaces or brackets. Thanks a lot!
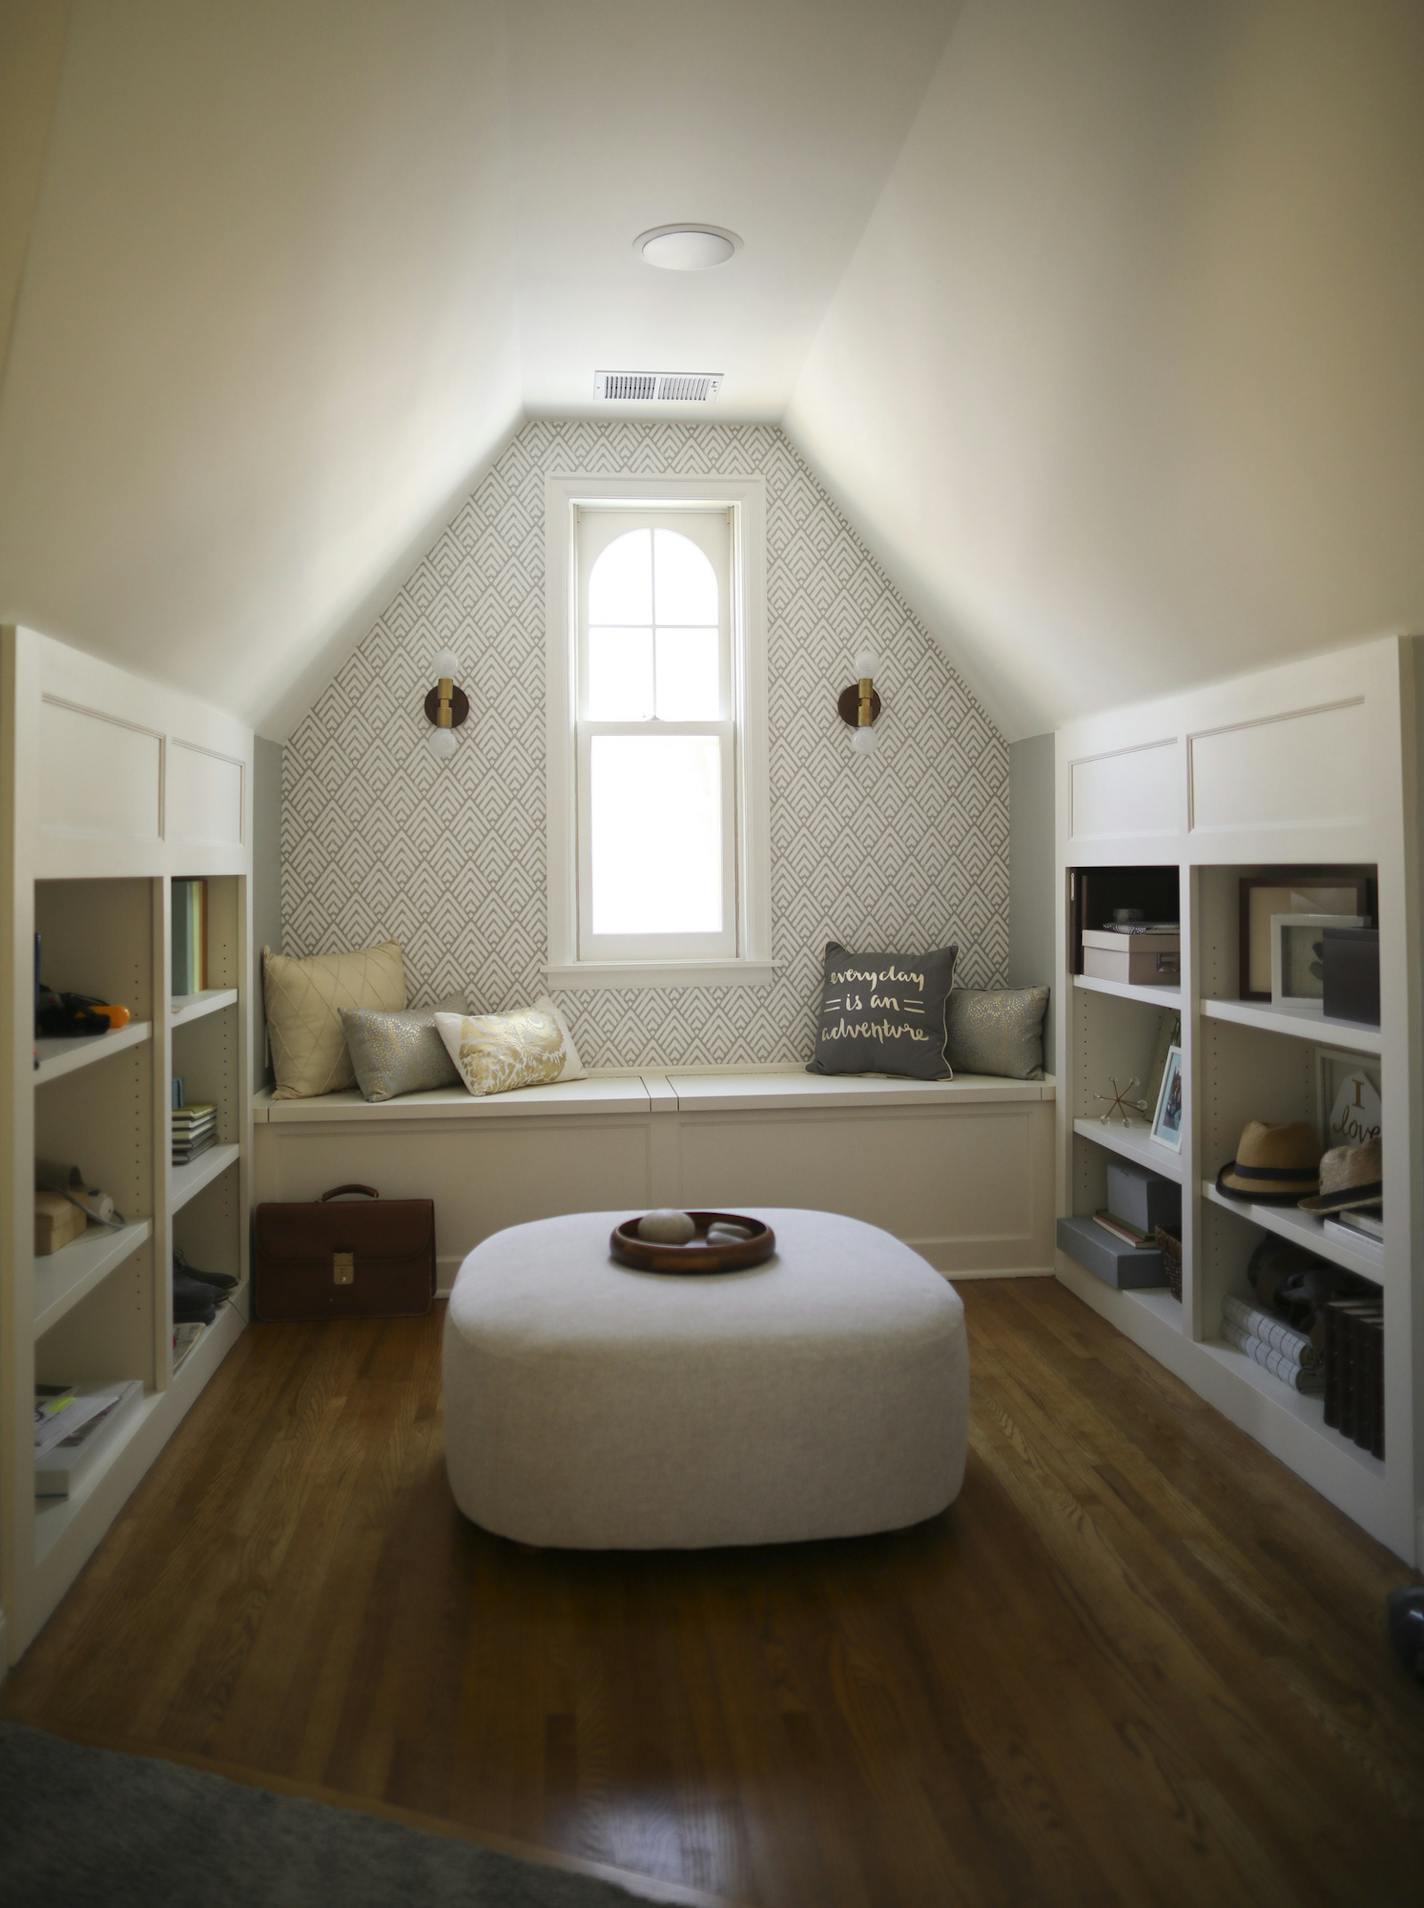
254,1070,1056,1291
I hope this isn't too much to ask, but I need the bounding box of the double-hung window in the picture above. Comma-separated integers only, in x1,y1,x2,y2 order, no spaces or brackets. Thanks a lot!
545,477,772,989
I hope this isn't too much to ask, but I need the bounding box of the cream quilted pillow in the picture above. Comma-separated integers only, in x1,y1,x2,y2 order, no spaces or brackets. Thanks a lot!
263,942,406,1099
435,996,586,1099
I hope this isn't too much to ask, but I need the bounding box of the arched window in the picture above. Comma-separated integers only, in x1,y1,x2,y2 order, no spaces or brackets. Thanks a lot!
544,482,772,984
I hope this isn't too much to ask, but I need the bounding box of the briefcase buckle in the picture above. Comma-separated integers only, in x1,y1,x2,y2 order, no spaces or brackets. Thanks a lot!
333,1249,355,1286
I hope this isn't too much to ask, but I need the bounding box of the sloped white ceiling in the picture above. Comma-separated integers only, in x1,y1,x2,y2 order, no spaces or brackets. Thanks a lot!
3,0,1422,741
787,0,1424,738
0,0,955,737
0,0,524,736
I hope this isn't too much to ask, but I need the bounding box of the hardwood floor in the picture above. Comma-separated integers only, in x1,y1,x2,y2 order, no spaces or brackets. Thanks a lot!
5,1280,1422,1906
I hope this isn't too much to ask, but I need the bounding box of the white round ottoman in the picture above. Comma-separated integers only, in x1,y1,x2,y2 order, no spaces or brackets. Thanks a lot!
442,1208,969,1549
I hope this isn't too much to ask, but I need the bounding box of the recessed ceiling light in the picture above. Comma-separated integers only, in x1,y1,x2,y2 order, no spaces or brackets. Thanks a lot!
635,224,742,271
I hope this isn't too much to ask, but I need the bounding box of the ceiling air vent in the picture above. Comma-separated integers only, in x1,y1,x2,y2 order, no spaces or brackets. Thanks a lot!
595,371,724,403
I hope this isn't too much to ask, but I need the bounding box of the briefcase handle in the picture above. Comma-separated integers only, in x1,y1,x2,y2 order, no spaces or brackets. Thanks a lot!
321,1184,380,1202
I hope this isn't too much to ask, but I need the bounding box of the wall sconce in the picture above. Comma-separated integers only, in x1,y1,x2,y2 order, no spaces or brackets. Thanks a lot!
423,647,469,762
837,647,882,755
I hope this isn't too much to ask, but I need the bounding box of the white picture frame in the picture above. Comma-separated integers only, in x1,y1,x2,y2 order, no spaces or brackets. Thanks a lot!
1150,1044,1184,1152
1270,912,1366,1012
1315,1048,1382,1152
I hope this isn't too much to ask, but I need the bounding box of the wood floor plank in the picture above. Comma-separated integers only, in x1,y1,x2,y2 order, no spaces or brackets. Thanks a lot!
5,1282,1423,1908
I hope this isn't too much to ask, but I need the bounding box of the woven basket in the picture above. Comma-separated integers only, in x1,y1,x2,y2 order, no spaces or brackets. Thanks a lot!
1154,1227,1183,1301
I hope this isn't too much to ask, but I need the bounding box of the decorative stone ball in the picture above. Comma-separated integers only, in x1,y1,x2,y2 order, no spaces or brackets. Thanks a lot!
706,1221,755,1244
638,1209,697,1245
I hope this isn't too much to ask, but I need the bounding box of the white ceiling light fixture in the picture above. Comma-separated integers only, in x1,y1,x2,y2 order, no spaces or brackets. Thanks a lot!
635,224,742,271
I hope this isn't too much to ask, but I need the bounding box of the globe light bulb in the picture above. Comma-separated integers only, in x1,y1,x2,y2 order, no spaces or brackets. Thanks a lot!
426,726,458,763
850,724,877,756
853,647,879,682
431,646,460,682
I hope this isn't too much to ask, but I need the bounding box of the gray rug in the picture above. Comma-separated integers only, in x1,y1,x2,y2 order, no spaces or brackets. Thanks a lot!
0,1722,671,1906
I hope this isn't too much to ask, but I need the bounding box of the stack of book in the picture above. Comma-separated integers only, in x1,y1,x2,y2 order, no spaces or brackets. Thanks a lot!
1324,1295,1385,1457
34,1379,143,1498
1219,1295,1324,1394
171,877,208,996
1323,1207,1383,1259
1092,1210,1156,1250
172,1101,217,1166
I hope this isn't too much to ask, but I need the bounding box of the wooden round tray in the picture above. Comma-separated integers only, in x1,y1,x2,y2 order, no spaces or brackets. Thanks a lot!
610,1211,776,1276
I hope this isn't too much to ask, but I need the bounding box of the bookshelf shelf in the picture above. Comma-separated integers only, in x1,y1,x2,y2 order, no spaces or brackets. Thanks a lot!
1201,1180,1383,1286
1200,996,1382,1055
33,1019,151,1086
1122,1286,1184,1330
1073,974,1181,1010
170,987,239,1028
1073,1116,1183,1183
1198,1340,1386,1480
33,1219,152,1337
33,1386,156,1566
170,1142,240,1215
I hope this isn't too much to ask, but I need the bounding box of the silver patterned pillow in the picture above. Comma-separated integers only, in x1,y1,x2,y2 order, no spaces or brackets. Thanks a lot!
945,986,1049,1081
341,998,466,1103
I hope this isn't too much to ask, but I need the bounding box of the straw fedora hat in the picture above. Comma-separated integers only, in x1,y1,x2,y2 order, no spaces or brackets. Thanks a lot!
1297,1137,1382,1214
1215,1120,1322,1203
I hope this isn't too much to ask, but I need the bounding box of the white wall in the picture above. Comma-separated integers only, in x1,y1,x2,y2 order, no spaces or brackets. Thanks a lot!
1009,733,1056,1056
787,0,1424,738
0,0,521,737
251,735,283,1086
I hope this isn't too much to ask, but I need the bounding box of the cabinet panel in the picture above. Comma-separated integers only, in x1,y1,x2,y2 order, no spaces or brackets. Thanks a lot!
167,742,244,849
1069,740,1178,842
37,702,161,846
1188,699,1368,837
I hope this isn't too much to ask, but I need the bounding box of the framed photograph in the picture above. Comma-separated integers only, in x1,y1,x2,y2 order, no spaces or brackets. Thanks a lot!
1270,912,1366,1011
1237,874,1371,1002
1315,1048,1382,1151
1151,1044,1184,1152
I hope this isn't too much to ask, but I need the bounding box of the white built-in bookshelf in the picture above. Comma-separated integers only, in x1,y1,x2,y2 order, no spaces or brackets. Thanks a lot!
1054,635,1423,1565
1,627,254,1664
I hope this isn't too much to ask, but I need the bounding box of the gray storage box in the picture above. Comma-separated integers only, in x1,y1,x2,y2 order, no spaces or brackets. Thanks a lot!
1057,1215,1165,1290
1106,1157,1181,1234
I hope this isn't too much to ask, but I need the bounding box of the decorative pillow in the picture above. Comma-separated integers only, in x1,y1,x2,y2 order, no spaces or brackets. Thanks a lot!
806,941,957,1080
263,942,406,1100
946,985,1048,1081
435,996,587,1099
340,997,466,1103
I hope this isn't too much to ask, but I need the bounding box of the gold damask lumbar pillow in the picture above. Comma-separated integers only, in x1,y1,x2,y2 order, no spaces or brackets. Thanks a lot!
264,942,406,1099
945,985,1049,1081
434,996,587,1099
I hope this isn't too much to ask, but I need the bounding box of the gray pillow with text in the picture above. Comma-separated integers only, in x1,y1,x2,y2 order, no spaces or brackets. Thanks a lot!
806,941,957,1080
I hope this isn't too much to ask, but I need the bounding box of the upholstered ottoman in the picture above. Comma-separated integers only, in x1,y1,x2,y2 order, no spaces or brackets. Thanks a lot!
442,1208,969,1548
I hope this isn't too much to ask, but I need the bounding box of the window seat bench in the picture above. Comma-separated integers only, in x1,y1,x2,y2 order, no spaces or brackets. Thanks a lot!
252,1069,1056,1290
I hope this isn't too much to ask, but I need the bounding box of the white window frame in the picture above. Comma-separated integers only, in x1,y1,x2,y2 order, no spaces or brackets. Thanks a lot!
545,474,773,991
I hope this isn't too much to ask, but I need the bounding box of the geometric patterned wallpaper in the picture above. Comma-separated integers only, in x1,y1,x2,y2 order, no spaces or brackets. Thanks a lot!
283,420,1009,1068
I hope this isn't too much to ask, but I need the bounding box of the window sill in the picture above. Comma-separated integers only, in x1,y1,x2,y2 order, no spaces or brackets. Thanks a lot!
544,959,778,993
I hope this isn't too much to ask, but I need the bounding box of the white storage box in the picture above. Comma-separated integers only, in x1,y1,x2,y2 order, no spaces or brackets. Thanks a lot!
1082,930,1180,986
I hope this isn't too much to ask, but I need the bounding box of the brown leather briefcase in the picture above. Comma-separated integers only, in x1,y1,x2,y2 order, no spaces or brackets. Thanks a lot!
254,1184,435,1321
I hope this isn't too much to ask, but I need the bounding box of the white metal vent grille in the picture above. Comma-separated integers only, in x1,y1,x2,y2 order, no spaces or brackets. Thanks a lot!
595,371,723,403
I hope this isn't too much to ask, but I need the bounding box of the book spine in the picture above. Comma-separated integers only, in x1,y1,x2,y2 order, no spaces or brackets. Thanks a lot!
1221,1296,1317,1368
1323,1305,1342,1428
1358,1318,1384,1456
